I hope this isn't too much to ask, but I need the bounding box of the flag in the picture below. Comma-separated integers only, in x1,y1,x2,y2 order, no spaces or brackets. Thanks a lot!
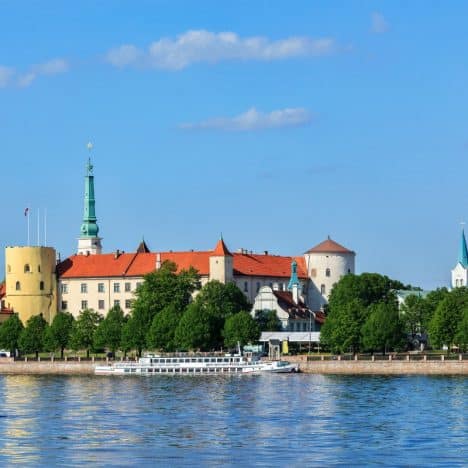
24,207,29,217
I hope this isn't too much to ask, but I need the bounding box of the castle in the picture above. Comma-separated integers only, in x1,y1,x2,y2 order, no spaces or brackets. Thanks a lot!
1,157,356,325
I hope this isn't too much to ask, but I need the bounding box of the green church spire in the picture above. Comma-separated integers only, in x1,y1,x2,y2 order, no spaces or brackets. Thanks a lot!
80,157,99,238
459,228,468,268
288,260,300,290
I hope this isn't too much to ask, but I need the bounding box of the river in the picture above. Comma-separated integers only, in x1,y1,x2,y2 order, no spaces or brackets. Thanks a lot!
0,374,465,466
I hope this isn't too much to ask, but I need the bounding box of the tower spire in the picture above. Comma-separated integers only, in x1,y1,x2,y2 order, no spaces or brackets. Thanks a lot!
459,226,468,267
288,259,300,290
77,143,102,255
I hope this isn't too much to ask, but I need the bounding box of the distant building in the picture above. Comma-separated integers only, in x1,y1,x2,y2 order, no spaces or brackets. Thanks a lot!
451,229,468,288
4,156,356,322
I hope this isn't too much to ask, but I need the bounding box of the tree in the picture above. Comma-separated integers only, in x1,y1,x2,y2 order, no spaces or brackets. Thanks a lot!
320,299,363,354
321,273,404,353
254,310,282,331
44,312,74,358
94,306,126,355
175,302,217,351
455,309,468,352
127,261,200,355
361,302,405,354
146,303,181,351
195,281,251,319
69,309,102,358
429,288,468,351
192,281,251,349
18,314,48,358
223,311,260,348
400,294,428,338
0,314,24,355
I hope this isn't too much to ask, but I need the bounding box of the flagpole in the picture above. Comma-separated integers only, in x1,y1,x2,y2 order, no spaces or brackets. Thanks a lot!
44,208,47,247
27,207,30,246
37,208,40,246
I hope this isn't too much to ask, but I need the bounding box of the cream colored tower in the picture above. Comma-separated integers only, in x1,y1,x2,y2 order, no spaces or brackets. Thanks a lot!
5,246,58,324
209,238,233,283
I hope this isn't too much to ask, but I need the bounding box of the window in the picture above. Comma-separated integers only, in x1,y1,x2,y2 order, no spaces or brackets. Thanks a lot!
61,283,68,294
125,299,132,309
310,268,317,278
114,283,120,293
81,300,88,310
114,299,120,307
136,282,142,290
326,268,331,277
98,300,105,310
61,301,68,310
244,282,248,292
125,282,131,292
303,322,307,331
7,265,11,273
80,283,87,294
24,264,30,273
320,284,326,295
269,282,273,289
98,283,105,293
347,268,351,274
39,281,44,291
38,265,41,273
15,281,21,291
256,282,261,293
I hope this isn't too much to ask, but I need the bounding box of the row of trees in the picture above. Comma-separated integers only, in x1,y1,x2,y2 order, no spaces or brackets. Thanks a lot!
0,262,264,357
320,273,468,353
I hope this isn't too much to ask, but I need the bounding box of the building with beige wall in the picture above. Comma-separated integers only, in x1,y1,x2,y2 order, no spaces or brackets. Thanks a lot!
4,246,57,324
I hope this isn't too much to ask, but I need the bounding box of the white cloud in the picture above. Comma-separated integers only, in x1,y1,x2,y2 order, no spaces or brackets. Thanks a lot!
371,12,389,34
0,66,14,88
106,30,337,70
180,107,312,131
17,58,69,87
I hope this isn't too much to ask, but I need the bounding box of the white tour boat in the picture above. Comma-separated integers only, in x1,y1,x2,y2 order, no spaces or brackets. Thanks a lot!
94,353,298,375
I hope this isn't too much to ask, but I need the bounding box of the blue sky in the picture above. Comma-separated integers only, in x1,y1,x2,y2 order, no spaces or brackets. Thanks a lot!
1,0,467,289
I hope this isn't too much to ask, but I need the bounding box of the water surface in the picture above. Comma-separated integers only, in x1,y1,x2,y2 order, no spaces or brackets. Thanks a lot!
0,374,465,466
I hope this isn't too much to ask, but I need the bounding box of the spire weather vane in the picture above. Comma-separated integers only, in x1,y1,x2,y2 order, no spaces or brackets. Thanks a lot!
86,141,94,174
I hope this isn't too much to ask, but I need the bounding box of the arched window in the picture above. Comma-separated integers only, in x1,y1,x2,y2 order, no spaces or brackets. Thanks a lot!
15,281,21,291
326,268,331,277
39,281,44,291
38,265,41,273
24,264,30,273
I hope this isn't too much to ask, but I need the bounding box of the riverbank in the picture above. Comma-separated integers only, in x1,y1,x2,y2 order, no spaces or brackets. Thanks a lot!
289,355,468,375
0,356,467,375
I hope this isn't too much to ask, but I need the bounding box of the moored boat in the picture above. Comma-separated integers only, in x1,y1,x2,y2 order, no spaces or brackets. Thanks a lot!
95,353,298,375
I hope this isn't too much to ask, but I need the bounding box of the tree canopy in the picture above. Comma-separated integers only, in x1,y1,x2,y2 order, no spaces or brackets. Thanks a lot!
175,302,216,351
44,312,74,358
19,314,48,358
70,309,102,357
146,303,181,351
94,305,126,354
0,314,24,355
223,311,260,348
254,310,282,331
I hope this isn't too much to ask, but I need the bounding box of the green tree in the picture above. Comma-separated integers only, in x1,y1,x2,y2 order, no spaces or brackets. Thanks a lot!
320,299,363,354
146,303,181,351
18,314,48,358
361,302,405,354
0,314,24,355
429,288,467,351
127,261,200,355
175,302,217,351
44,312,74,358
421,288,450,331
254,310,282,331
455,309,468,352
94,306,126,355
223,311,260,348
400,294,427,338
69,309,102,358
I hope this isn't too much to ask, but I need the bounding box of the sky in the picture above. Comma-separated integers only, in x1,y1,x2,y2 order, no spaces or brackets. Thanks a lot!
1,0,468,290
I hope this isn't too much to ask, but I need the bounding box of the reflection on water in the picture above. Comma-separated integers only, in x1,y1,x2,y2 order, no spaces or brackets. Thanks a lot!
0,374,465,466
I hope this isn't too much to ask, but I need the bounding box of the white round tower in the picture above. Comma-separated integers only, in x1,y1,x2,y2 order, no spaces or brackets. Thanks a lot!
303,237,355,310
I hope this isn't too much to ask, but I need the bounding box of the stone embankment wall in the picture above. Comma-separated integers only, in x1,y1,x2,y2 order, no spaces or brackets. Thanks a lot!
0,358,95,375
288,355,468,375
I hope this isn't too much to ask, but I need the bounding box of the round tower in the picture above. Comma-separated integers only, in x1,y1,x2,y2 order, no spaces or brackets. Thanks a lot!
5,246,58,324
304,237,355,310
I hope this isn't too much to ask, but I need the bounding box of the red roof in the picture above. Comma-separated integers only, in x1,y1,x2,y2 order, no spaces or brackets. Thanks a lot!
57,250,308,279
212,238,232,256
0,282,5,298
306,237,354,254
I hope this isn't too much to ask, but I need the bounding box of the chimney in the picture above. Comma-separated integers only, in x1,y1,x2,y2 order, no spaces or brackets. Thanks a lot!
114,249,120,259
292,283,299,305
264,250,268,255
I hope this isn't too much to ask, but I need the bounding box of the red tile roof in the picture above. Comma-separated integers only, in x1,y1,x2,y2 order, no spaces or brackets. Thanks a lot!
57,250,308,279
212,238,232,256
306,237,354,254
